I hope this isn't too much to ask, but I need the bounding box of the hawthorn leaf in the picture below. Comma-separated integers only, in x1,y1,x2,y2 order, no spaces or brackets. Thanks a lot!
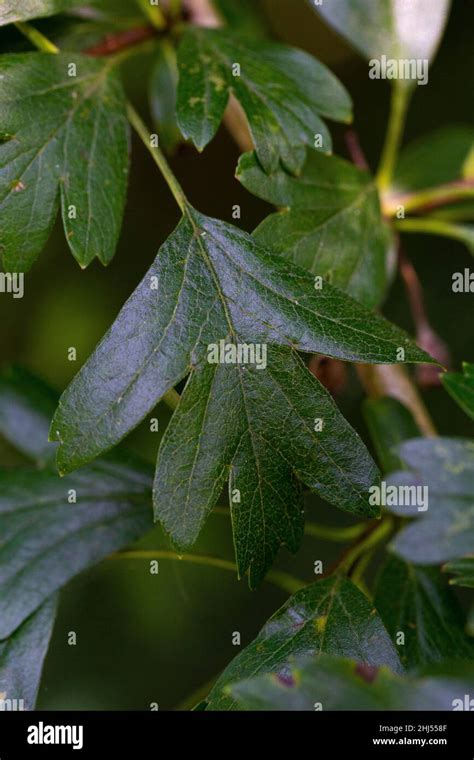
442,363,474,421
51,205,431,474
0,366,58,466
0,595,58,710
238,149,392,307
50,207,430,579
0,456,152,638
387,438,474,565
229,655,474,711
0,0,77,26
363,396,420,473
154,344,379,585
0,52,129,272
176,27,352,173
374,555,474,670
393,126,474,195
205,576,402,710
313,0,451,68
149,41,182,155
443,557,474,589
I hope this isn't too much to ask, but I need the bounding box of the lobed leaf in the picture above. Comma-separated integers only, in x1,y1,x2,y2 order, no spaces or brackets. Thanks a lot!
206,575,402,710
0,53,129,272
176,27,352,173
238,149,392,307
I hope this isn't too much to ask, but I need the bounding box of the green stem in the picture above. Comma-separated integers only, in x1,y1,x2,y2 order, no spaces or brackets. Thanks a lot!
110,550,304,594
15,21,59,54
126,102,188,213
162,388,180,411
136,0,167,29
212,507,367,543
383,181,474,217
339,517,394,573
376,82,412,191
393,217,474,247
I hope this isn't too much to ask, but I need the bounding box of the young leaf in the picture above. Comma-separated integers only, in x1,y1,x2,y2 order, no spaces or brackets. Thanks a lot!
238,149,392,307
0,0,76,26
387,438,474,565
0,52,129,272
363,396,421,473
0,366,58,466
442,363,474,421
176,27,352,173
205,576,402,710
154,344,379,585
443,557,474,589
314,0,451,67
50,207,430,580
374,555,474,670
0,456,152,638
149,41,182,155
229,654,474,711
393,126,474,195
0,595,58,710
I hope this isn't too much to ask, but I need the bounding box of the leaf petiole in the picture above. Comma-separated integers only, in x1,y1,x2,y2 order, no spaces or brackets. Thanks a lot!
110,550,305,594
393,217,474,250
126,102,188,213
14,21,59,54
376,81,412,191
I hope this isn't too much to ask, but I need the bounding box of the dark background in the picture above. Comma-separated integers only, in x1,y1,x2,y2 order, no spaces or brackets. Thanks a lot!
0,0,473,709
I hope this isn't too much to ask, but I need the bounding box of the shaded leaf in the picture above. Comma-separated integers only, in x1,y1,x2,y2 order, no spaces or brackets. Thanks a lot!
213,0,270,38
0,595,57,710
176,27,352,173
149,41,182,155
229,654,474,711
0,0,77,26
0,52,129,272
314,0,451,68
443,557,474,589
51,206,430,581
375,555,474,670
393,126,474,195
154,344,379,585
206,575,402,710
363,396,420,473
442,363,474,421
0,455,152,638
387,438,474,564
238,149,391,307
0,366,58,466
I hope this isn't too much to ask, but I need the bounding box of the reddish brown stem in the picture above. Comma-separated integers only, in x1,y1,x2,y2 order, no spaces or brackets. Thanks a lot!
85,25,158,57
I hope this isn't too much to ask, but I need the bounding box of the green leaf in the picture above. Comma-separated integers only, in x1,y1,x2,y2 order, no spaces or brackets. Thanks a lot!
374,555,474,670
442,363,474,421
0,52,129,272
443,557,474,589
206,576,402,710
0,456,152,638
176,27,352,173
213,0,270,38
51,207,430,581
0,595,57,710
0,366,58,466
393,126,474,194
229,654,474,711
238,149,392,307
314,0,451,66
0,0,76,26
363,397,421,473
154,344,380,585
388,438,474,565
149,41,182,155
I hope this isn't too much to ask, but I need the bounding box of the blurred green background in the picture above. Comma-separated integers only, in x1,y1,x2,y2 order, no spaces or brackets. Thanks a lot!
1,0,473,709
